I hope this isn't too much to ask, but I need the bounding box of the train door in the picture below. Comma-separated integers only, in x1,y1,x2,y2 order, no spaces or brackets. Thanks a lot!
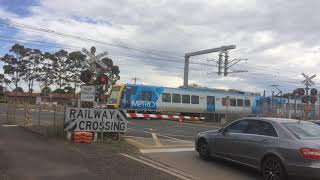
122,87,132,109
206,96,215,112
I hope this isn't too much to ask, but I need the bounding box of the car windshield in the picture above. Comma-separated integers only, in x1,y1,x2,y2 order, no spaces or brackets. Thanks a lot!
282,122,320,139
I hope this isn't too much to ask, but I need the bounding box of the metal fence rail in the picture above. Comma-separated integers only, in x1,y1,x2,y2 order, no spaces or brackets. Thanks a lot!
0,102,66,137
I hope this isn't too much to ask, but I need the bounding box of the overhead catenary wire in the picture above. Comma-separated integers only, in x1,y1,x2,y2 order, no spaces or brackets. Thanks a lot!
0,19,184,59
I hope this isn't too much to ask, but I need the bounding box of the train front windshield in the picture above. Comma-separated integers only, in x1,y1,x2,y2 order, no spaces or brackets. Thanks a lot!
108,86,121,105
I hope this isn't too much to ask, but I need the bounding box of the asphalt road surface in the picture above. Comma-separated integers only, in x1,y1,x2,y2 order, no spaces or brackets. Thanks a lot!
127,120,263,180
127,120,219,140
146,151,261,180
0,110,278,180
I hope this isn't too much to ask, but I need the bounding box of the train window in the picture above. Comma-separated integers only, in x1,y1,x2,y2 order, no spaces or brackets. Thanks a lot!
172,94,181,103
182,95,190,104
237,99,244,107
162,93,171,102
222,98,228,106
230,98,236,106
141,91,152,101
245,100,251,107
191,95,199,104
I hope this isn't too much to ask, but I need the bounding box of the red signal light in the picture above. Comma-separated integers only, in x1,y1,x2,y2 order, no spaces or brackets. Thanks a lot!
297,88,305,96
100,76,108,84
302,96,309,103
310,96,317,104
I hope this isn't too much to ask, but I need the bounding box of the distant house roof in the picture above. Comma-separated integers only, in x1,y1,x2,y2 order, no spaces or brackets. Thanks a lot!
6,92,80,99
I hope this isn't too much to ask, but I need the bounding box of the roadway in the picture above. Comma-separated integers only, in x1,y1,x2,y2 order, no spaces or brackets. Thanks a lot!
126,120,262,180
5,110,265,180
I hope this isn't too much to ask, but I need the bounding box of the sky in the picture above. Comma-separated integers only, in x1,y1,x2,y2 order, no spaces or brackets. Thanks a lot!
0,0,320,94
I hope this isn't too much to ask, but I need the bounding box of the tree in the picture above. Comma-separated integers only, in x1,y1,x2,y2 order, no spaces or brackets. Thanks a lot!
36,52,55,89
64,86,75,94
68,51,86,95
52,50,71,89
21,48,43,93
41,85,51,94
53,88,65,94
12,87,23,92
0,44,28,90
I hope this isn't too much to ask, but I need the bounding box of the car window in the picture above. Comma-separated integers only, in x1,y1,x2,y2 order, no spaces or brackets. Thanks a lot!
225,120,249,133
283,123,320,139
246,120,278,137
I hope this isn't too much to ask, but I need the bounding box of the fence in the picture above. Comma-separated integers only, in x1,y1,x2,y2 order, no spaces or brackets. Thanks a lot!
0,102,66,138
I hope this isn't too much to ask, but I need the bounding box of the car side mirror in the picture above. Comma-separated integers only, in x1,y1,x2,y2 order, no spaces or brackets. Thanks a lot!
218,128,225,134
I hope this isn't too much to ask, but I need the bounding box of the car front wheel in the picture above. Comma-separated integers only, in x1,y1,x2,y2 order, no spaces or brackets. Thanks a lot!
198,140,210,160
262,156,287,180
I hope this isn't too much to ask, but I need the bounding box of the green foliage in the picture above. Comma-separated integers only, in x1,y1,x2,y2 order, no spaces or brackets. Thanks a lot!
0,44,119,95
0,44,27,90
41,86,51,93
53,88,65,94
12,87,24,92
64,86,75,94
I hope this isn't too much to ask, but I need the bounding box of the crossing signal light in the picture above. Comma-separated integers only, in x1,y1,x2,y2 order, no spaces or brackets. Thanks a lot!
99,76,109,84
311,88,317,96
80,70,93,84
296,88,305,96
112,66,120,75
302,96,309,103
310,96,317,104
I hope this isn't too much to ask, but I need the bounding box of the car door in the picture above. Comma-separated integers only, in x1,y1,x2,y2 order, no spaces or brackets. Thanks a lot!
235,120,278,167
213,120,249,160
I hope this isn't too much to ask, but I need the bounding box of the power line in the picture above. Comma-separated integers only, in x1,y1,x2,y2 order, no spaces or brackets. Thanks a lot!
0,19,184,59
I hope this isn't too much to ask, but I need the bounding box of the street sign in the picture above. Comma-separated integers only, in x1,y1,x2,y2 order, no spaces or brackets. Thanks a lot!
64,107,127,132
95,51,108,60
81,48,108,69
81,85,96,102
301,73,316,86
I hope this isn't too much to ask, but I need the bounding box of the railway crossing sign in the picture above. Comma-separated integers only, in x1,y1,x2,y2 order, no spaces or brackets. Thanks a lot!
82,48,109,69
64,107,127,132
301,73,316,86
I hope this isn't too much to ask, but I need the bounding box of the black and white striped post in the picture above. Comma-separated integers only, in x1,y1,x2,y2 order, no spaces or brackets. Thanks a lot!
24,104,32,126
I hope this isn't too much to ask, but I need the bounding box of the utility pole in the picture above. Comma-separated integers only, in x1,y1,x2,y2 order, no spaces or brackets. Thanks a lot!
132,77,140,84
224,51,229,76
223,55,248,76
218,52,223,76
183,45,236,87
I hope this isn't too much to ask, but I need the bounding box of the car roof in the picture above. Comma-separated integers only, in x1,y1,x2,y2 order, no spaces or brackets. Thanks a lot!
242,117,312,124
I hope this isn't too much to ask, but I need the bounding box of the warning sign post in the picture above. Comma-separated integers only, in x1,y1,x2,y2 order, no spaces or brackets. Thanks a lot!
64,107,127,132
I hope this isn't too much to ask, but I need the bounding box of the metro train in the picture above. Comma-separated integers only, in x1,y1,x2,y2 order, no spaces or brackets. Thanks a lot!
106,84,264,116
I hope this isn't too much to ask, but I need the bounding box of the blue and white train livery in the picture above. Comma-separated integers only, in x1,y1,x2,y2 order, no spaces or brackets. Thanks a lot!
107,84,262,116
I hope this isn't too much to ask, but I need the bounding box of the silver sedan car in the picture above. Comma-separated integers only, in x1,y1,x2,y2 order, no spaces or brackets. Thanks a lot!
195,117,320,180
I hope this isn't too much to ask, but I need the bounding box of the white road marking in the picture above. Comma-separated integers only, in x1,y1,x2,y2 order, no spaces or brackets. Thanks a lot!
1,124,18,127
152,133,162,146
140,148,195,154
120,153,194,180
160,133,194,138
157,134,193,144
123,135,151,139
